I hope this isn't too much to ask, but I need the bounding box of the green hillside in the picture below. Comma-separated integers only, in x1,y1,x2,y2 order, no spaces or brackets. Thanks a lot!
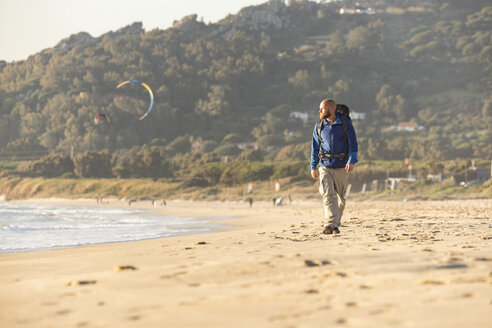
0,0,491,163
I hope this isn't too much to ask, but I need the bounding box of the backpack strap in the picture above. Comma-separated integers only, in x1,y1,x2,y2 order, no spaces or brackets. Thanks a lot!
317,119,323,159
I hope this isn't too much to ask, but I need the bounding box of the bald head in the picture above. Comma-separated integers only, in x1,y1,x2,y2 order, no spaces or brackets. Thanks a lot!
319,98,336,120
320,98,336,109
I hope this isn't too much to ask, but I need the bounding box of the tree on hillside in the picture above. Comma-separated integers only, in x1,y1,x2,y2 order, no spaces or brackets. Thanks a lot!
73,150,112,178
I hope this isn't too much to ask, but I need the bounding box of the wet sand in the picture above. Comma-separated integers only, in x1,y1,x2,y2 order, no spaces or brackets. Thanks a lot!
0,199,491,327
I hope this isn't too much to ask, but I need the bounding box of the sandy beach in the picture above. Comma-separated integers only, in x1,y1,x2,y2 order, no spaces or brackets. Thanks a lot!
0,198,491,327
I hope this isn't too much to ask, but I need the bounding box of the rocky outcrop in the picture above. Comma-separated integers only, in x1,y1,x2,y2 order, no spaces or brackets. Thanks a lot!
172,14,206,33
214,0,289,39
54,32,98,51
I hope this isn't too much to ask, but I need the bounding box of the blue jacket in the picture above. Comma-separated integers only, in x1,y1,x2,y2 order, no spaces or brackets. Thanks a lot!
310,115,358,170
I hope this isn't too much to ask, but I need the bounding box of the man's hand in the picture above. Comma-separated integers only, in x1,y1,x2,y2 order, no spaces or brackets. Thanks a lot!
311,169,318,179
345,163,354,173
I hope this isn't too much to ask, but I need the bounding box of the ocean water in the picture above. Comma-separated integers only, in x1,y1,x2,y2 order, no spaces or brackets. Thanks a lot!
0,203,229,253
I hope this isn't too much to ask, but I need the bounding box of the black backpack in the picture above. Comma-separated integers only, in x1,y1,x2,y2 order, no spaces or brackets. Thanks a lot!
335,104,351,141
317,104,351,158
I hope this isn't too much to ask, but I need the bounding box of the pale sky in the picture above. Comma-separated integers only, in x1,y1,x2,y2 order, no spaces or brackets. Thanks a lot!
0,0,274,62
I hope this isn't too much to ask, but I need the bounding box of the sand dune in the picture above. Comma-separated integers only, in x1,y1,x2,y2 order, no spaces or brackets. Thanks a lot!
0,199,491,327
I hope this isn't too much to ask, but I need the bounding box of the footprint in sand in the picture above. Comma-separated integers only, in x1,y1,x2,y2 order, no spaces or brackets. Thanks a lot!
66,280,97,286
473,257,492,262
304,259,331,267
335,317,347,324
55,309,71,315
437,263,468,270
114,265,137,272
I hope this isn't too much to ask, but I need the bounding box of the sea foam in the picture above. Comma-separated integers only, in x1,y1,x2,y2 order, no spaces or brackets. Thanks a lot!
0,203,227,253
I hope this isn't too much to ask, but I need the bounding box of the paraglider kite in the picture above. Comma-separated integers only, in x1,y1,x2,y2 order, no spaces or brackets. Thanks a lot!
94,113,109,124
116,80,154,120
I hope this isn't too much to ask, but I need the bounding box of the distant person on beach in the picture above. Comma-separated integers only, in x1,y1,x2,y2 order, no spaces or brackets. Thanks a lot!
248,198,253,208
310,98,358,235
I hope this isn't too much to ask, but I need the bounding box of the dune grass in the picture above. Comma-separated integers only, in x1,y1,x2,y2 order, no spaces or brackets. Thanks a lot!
0,176,489,202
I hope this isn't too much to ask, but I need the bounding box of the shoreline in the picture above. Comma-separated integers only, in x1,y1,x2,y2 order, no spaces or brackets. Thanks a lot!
1,198,246,255
1,198,491,327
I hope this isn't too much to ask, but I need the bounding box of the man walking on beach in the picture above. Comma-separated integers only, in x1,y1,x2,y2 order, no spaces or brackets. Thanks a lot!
310,99,358,234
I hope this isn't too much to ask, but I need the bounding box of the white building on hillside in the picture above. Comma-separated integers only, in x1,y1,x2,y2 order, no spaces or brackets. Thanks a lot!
397,122,424,131
351,111,366,120
340,0,376,15
290,111,309,123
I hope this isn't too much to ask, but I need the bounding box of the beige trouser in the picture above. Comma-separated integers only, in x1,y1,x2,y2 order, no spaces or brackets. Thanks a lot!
318,166,349,228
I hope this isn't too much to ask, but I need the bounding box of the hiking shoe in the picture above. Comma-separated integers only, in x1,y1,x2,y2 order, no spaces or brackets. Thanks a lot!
333,227,340,234
322,226,333,235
